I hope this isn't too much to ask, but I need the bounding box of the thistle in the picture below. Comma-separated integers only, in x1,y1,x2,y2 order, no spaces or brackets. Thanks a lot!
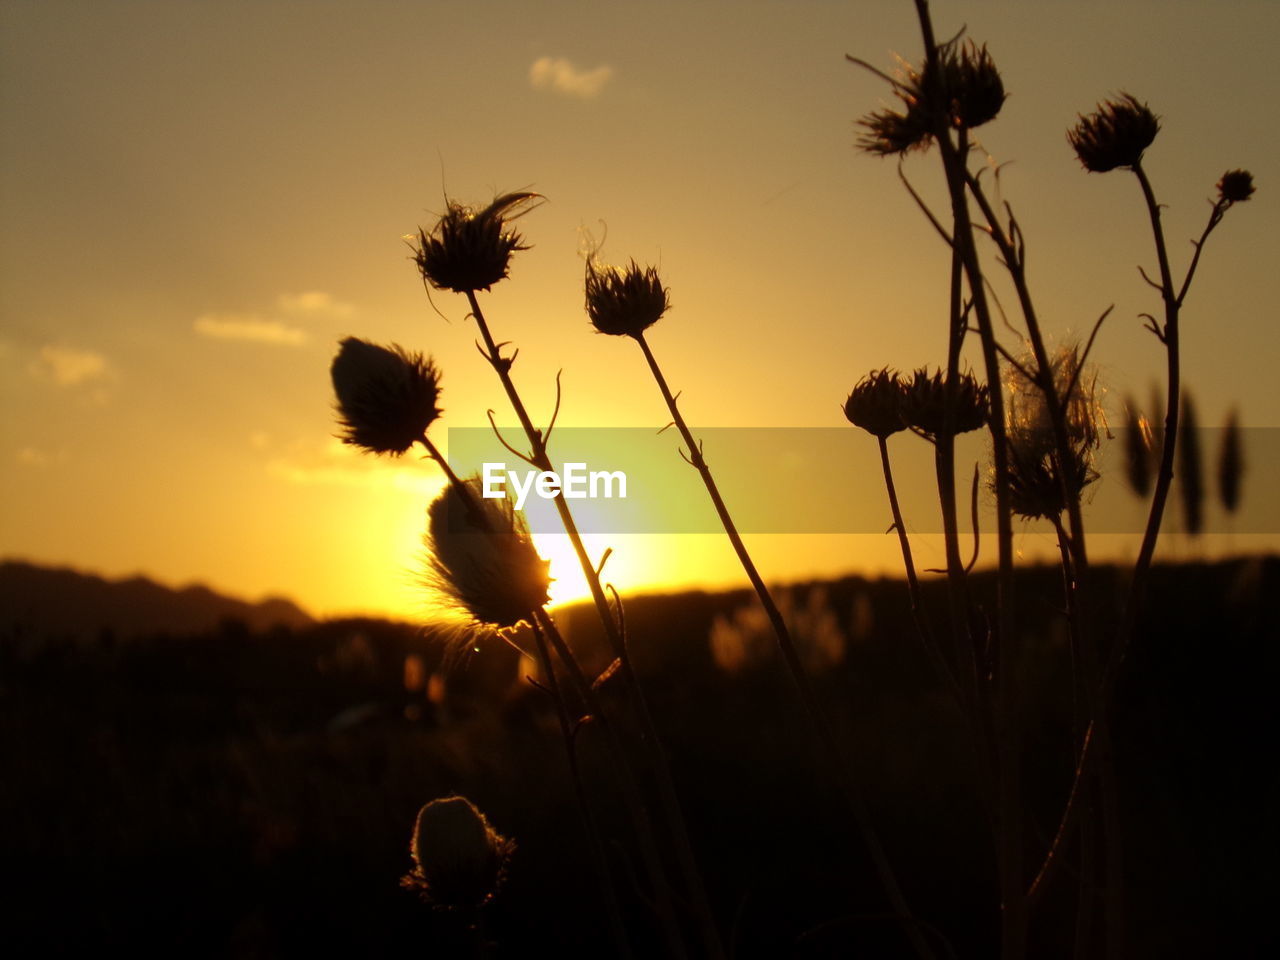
412,192,542,293
1003,347,1104,520
401,795,515,910
854,39,1004,155
900,367,989,439
425,476,551,630
1067,93,1160,172
1217,169,1256,204
585,256,670,338
843,368,907,438
330,337,441,455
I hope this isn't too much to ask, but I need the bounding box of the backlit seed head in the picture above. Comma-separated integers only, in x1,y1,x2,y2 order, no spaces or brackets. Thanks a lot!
1002,346,1105,520
1068,94,1160,173
331,337,441,455
412,193,542,293
1217,169,1256,204
585,256,670,338
425,477,551,630
843,369,908,438
402,796,514,910
901,367,989,439
944,41,1005,130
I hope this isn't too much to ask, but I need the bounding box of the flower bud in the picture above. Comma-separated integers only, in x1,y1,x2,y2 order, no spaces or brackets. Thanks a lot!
843,369,907,438
901,367,989,439
1068,93,1160,173
585,257,669,337
426,477,551,630
331,337,441,455
402,796,514,909
1217,169,1255,204
412,193,541,293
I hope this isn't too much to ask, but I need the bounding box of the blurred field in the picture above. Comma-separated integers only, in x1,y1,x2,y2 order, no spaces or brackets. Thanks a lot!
3,559,1276,957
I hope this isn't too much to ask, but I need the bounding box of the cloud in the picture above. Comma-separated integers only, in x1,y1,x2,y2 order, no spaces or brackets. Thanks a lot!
530,56,614,99
265,438,441,494
277,291,355,318
194,313,308,346
30,345,110,386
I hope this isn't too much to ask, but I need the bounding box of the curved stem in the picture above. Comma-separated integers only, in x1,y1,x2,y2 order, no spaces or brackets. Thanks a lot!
635,331,936,960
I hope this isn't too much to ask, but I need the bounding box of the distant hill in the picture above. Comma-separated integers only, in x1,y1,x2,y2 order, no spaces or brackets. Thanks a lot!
0,560,313,644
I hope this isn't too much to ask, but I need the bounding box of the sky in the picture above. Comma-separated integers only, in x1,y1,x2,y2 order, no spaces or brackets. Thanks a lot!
2,0,1277,620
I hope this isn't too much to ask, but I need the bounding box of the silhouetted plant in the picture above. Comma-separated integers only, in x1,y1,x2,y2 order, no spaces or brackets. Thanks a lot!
1177,393,1205,537
1218,408,1245,515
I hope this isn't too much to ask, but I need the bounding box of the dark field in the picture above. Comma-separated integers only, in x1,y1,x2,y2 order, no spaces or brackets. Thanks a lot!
3,559,1276,957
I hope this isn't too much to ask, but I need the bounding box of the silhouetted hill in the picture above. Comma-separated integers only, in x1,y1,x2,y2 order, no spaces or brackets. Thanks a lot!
0,560,313,644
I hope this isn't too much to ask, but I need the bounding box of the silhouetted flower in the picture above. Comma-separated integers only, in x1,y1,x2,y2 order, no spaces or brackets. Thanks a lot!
585,256,669,337
401,796,515,910
331,337,441,455
1217,169,1256,204
844,369,907,437
856,40,1004,155
1002,347,1104,520
901,367,989,439
412,193,541,293
1067,94,1160,172
426,477,551,630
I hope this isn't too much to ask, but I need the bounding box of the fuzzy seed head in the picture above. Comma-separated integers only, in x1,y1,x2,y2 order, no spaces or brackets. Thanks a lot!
585,257,670,338
844,369,908,438
1217,169,1256,204
331,337,441,455
1068,94,1160,172
426,477,551,630
1002,347,1105,520
412,193,541,293
901,367,989,439
402,796,514,910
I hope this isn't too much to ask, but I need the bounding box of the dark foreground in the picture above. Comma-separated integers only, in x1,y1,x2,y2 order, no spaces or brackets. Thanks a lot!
3,559,1276,957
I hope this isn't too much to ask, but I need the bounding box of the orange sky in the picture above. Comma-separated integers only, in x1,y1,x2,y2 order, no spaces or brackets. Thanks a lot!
2,0,1277,619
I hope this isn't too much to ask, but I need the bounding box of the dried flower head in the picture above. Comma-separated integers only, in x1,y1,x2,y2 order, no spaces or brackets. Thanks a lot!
901,367,989,439
1122,397,1155,498
843,369,907,438
426,477,551,630
331,337,441,455
1218,408,1245,514
1217,169,1256,204
401,795,515,910
412,192,541,293
855,40,1004,155
1003,346,1105,520
1068,94,1160,173
585,256,670,337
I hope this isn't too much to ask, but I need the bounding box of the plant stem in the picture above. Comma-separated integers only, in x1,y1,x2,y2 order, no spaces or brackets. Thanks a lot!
634,330,936,960
462,290,723,960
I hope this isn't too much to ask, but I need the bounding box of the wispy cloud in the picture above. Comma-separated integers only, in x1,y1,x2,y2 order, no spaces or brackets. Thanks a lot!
30,345,110,386
194,313,308,346
277,291,355,318
265,439,441,494
530,56,614,99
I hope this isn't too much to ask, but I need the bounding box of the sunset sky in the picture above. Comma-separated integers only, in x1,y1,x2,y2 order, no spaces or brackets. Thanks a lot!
3,0,1276,619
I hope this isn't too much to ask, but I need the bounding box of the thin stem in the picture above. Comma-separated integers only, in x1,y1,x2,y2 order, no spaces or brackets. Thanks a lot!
528,617,634,960
635,331,936,960
462,289,723,960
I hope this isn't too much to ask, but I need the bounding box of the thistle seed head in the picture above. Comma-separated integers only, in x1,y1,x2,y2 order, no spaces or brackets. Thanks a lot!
1217,169,1256,204
425,477,551,630
1002,346,1105,520
585,256,670,338
1068,94,1160,173
843,369,908,438
412,192,541,293
402,795,514,910
901,367,989,439
331,337,441,456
